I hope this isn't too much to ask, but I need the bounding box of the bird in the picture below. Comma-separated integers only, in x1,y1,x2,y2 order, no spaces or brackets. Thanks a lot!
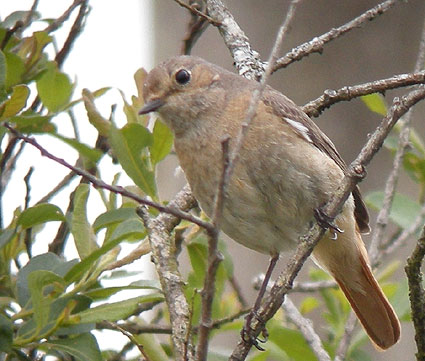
139,55,400,350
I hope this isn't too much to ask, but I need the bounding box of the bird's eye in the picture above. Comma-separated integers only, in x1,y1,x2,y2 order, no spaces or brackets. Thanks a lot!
175,69,191,85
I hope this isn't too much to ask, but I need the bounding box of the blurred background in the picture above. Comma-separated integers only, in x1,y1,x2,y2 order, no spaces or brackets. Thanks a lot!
2,0,425,360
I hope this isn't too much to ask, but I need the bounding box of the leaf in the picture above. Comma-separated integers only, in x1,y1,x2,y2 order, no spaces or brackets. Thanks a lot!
107,218,145,244
92,207,138,232
0,314,12,352
109,122,157,197
71,185,99,259
0,228,15,250
299,296,320,315
150,119,173,165
82,88,111,136
45,333,102,361
9,114,54,133
36,61,73,112
365,191,422,229
17,203,65,229
83,280,161,300
5,51,25,89
0,50,5,99
52,133,102,163
0,84,29,119
28,270,66,330
75,294,164,324
16,253,76,307
361,93,387,116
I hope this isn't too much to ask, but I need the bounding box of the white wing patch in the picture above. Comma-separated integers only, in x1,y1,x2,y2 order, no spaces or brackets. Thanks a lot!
284,117,312,143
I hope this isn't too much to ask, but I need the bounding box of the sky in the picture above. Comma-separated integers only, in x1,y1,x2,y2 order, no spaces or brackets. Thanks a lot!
1,0,156,355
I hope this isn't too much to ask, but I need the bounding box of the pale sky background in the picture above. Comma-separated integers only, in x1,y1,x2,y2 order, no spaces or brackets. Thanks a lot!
1,0,155,355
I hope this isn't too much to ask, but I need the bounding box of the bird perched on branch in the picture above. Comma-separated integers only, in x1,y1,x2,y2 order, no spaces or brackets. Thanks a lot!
139,55,400,350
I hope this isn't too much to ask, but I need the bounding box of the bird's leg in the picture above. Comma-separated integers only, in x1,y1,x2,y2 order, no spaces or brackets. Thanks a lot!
242,254,279,350
314,207,343,234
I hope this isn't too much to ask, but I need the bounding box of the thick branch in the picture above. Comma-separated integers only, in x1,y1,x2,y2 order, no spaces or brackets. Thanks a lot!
205,0,265,80
137,185,197,361
405,228,425,361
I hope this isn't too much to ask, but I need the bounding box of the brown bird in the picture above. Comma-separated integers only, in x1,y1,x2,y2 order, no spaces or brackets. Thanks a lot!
139,55,400,350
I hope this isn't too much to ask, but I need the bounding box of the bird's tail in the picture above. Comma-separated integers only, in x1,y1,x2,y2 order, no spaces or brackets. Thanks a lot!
313,227,400,350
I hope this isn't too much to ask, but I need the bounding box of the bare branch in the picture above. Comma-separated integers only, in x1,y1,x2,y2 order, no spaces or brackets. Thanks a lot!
273,0,402,72
405,227,425,361
369,14,425,264
302,71,425,118
2,123,211,231
137,185,197,361
205,0,265,80
282,298,331,361
334,313,358,361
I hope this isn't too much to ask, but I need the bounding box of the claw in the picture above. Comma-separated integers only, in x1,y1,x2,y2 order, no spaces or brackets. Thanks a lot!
314,208,343,233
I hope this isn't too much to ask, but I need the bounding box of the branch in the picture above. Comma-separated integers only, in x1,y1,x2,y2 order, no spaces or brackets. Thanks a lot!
273,0,401,72
137,185,197,361
282,298,331,361
302,70,425,118
334,313,358,361
369,14,425,264
205,0,265,80
229,87,425,360
43,0,87,34
2,123,211,231
405,227,425,361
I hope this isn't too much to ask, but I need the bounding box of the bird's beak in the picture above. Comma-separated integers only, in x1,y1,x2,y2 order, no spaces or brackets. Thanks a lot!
139,98,165,115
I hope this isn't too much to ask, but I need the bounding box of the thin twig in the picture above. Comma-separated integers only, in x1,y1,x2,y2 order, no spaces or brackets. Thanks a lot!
174,0,220,25
302,70,425,118
180,0,210,55
282,297,331,361
273,0,402,72
369,16,425,264
2,123,211,231
334,312,358,361
36,169,77,205
43,0,86,34
104,321,153,361
55,0,89,68
381,202,425,260
405,227,425,361
229,87,425,361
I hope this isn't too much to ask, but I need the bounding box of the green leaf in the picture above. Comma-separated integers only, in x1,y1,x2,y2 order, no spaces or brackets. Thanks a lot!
83,280,161,300
4,51,25,89
0,50,5,99
81,88,111,136
0,228,15,250
36,61,73,112
107,218,145,243
17,203,65,229
109,122,157,197
187,242,208,288
93,207,138,232
71,184,99,259
28,270,66,330
75,294,164,324
10,114,54,133
361,93,387,116
45,333,102,361
150,119,173,165
299,296,320,314
0,314,12,352
0,84,29,119
16,253,77,307
269,325,318,361
52,133,102,163
365,191,422,229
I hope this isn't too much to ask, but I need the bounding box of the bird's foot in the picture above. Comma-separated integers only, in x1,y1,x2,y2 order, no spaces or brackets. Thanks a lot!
241,311,268,351
314,207,344,234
